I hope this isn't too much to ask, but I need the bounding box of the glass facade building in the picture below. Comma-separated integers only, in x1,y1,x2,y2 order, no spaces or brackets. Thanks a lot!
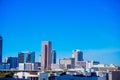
18,51,35,63
51,50,56,64
7,57,18,69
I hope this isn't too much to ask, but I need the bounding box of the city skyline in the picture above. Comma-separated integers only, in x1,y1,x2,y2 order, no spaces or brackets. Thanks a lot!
0,0,120,66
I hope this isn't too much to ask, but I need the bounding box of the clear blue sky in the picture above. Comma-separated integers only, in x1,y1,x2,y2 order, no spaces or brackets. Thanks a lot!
0,0,120,65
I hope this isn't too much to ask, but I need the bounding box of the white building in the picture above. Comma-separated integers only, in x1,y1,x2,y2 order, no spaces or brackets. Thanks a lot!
19,63,34,71
14,71,48,80
72,49,83,62
14,72,31,79
19,63,25,70
86,61,100,69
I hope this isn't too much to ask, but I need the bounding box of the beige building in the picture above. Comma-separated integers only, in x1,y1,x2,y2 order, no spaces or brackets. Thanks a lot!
59,58,75,69
51,64,65,70
41,41,52,70
75,61,86,68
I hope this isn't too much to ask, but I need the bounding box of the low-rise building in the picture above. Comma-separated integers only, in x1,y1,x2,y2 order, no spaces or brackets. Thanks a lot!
0,63,10,70
34,62,41,70
6,57,18,69
51,64,65,70
108,71,120,80
75,61,86,68
18,63,34,71
59,58,75,69
86,61,100,69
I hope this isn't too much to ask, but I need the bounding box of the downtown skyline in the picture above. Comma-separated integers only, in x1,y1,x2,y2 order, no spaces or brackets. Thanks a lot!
0,0,120,66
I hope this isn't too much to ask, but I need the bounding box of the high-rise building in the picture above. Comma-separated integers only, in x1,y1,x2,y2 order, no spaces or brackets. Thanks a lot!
51,50,56,64
41,41,52,70
18,51,35,63
7,57,18,69
0,35,2,63
72,49,83,62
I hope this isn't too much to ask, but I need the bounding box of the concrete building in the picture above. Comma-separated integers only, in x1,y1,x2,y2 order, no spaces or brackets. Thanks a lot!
41,41,52,70
19,63,25,70
6,57,18,69
72,49,83,63
75,61,86,68
86,61,100,69
51,50,56,64
34,62,41,70
4,57,8,63
18,63,34,71
98,66,118,72
108,71,120,80
25,63,34,71
59,58,75,69
51,64,65,70
0,35,2,63
18,51,35,63
39,71,48,80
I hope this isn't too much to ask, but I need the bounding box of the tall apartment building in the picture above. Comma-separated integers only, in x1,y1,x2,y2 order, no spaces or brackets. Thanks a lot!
41,41,52,70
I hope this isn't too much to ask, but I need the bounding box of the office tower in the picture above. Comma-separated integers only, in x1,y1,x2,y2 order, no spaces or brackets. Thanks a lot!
41,41,52,70
51,50,56,64
0,35,2,63
18,51,35,63
7,57,18,69
72,49,83,62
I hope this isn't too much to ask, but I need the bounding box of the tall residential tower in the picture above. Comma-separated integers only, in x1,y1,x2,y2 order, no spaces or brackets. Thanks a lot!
41,41,52,70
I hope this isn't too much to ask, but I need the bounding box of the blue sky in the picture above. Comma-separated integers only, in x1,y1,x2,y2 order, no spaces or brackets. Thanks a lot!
0,0,120,65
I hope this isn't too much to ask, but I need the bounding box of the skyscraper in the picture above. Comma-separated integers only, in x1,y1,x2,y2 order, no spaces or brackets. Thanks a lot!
41,41,52,70
0,35,2,63
51,50,56,64
18,51,35,63
72,49,83,62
